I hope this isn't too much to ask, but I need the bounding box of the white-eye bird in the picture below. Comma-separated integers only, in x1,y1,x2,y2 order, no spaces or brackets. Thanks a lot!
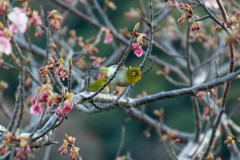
91,65,141,87
89,79,110,94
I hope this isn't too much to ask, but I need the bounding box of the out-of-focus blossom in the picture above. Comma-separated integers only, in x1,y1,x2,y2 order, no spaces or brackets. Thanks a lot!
124,8,140,20
89,56,106,67
0,0,8,16
204,0,219,9
35,26,44,37
105,0,117,10
30,10,42,27
203,107,209,116
0,37,12,55
49,10,63,31
8,7,28,33
82,43,99,55
235,12,240,23
104,32,113,44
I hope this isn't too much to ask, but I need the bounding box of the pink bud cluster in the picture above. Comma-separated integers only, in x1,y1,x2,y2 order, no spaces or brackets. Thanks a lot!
177,14,188,25
0,0,8,16
49,10,63,31
191,22,200,32
82,43,99,55
55,92,76,122
27,10,44,37
39,58,68,81
0,132,13,155
59,134,80,160
177,3,201,32
224,135,236,148
35,58,76,118
16,135,31,159
179,3,192,14
89,56,106,67
0,131,31,159
103,28,113,44
130,23,146,57
30,83,60,116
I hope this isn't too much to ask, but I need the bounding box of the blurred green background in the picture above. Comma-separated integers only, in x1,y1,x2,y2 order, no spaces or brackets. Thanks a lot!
1,0,240,159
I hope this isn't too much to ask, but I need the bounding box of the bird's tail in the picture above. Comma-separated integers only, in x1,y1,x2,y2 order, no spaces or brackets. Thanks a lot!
90,65,100,71
90,65,108,77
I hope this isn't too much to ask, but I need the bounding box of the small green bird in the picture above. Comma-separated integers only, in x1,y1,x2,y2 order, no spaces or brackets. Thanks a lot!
89,79,110,94
91,65,141,87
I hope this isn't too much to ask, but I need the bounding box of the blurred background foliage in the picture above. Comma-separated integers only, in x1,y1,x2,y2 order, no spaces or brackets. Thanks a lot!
0,0,240,159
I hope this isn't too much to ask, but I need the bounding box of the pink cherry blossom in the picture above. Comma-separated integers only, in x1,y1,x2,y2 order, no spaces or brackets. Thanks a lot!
134,46,143,57
0,37,12,55
130,42,143,57
130,42,140,50
8,7,28,34
104,32,113,44
61,102,72,116
30,102,43,116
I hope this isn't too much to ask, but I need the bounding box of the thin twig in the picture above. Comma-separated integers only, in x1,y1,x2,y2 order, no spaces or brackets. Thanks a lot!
200,42,235,160
142,56,155,75
196,0,231,35
86,63,91,93
68,58,72,92
216,0,229,23
115,126,126,158
139,0,154,71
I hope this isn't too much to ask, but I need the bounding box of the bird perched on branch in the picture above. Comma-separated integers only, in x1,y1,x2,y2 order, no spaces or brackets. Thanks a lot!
91,65,141,87
89,79,110,94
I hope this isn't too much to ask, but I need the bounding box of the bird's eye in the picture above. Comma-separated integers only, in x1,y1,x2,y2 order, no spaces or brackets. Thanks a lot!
133,72,137,76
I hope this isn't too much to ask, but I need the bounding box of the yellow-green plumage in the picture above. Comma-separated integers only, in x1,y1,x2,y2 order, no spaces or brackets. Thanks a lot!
126,68,141,85
91,65,141,87
89,79,110,94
